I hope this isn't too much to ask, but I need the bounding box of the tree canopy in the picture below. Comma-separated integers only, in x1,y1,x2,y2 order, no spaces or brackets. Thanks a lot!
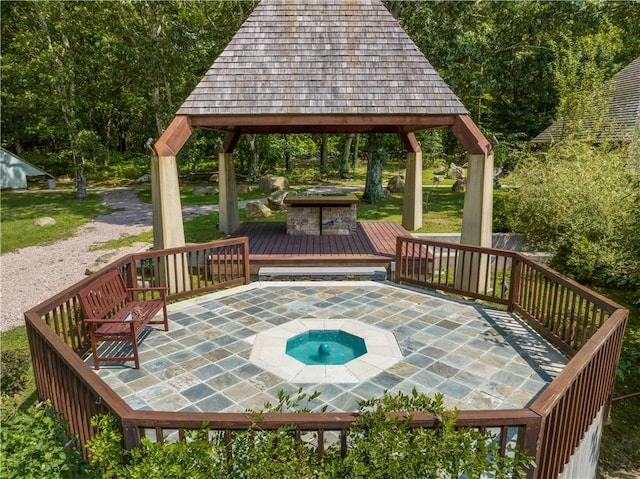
1,0,638,175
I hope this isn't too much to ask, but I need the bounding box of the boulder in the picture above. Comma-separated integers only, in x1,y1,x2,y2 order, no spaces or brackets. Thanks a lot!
387,175,405,193
193,186,217,196
433,166,447,175
85,251,121,275
245,201,271,218
34,217,55,227
237,184,251,194
267,190,289,210
258,175,289,194
447,163,465,180
452,178,467,192
432,175,445,184
133,173,151,184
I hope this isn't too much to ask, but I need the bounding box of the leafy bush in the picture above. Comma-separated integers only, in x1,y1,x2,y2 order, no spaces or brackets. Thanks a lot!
617,328,640,382
508,142,638,286
0,349,30,396
492,190,514,233
0,400,101,479
86,389,533,478
340,390,533,479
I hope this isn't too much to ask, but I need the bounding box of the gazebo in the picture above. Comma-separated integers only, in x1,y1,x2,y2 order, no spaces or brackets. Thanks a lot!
151,0,493,251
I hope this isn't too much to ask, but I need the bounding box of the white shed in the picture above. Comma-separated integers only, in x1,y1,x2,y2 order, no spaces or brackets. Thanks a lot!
0,148,54,190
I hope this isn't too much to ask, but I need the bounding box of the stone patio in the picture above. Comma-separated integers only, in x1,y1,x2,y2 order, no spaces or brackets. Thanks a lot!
92,281,568,413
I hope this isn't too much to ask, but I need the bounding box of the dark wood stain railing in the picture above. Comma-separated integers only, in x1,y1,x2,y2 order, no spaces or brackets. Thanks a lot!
24,235,628,479
395,236,628,478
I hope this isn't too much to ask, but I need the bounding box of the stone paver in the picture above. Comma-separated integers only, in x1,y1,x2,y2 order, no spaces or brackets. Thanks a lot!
93,281,567,413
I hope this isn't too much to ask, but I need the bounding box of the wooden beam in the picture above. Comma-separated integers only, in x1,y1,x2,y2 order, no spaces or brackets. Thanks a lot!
398,132,422,153
220,132,241,154
450,115,492,155
189,114,457,131
153,115,193,157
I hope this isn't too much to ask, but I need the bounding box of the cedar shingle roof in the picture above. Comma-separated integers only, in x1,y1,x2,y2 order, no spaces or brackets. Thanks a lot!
177,0,468,123
533,56,640,143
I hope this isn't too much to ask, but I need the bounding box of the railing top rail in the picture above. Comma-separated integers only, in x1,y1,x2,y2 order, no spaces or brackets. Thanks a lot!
397,236,519,258
121,408,540,430
131,237,249,260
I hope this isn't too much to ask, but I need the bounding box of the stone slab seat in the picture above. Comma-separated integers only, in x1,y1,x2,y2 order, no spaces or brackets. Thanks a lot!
258,266,388,281
78,269,169,370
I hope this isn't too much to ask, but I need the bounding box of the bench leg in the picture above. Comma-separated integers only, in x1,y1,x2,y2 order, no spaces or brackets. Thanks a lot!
161,303,169,331
131,337,140,369
90,330,101,371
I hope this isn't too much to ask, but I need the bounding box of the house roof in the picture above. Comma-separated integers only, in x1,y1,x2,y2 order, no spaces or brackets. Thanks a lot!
176,0,469,135
533,56,640,143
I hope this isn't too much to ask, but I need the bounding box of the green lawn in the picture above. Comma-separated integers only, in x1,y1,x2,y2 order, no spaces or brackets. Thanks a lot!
0,191,113,254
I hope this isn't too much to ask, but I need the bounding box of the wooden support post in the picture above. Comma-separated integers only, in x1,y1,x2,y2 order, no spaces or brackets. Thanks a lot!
151,115,193,250
150,155,185,250
399,132,423,231
219,132,241,234
151,115,193,293
450,115,494,293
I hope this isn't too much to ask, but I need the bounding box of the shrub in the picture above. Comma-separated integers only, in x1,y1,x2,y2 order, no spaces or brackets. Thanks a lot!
618,328,640,382
492,189,513,233
509,142,637,286
0,400,101,479
0,349,30,396
86,389,533,478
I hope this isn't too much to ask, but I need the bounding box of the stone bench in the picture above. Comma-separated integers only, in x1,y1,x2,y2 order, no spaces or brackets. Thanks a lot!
258,266,388,282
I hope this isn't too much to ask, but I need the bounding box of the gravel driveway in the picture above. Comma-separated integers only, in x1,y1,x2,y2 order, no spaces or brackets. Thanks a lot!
0,188,157,332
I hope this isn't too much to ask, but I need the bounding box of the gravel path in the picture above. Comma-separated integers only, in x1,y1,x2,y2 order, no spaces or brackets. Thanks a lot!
0,185,362,333
0,189,157,332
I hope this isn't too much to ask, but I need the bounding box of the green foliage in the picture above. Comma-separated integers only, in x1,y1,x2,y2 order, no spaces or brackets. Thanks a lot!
549,21,621,142
492,190,513,234
617,328,640,382
0,400,101,479
0,349,30,397
508,142,638,286
342,390,533,479
85,415,122,478
86,390,533,478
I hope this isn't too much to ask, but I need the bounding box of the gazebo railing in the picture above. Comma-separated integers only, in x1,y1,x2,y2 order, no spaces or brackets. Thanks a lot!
395,236,628,478
25,236,628,479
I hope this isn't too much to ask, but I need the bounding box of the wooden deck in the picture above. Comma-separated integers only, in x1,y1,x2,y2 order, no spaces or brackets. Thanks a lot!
230,221,411,273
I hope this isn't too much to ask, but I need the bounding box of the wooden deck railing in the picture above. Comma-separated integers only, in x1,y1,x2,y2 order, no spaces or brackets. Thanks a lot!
395,236,629,478
24,236,628,479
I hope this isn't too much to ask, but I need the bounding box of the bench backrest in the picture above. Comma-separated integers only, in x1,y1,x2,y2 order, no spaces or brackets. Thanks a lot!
78,269,129,319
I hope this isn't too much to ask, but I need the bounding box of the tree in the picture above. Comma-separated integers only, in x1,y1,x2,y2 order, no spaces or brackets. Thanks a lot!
363,134,400,203
338,134,355,177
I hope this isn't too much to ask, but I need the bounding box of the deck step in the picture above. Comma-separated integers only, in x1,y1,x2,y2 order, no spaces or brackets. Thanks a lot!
258,266,388,282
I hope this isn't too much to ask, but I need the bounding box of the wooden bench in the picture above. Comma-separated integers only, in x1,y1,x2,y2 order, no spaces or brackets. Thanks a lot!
78,269,168,370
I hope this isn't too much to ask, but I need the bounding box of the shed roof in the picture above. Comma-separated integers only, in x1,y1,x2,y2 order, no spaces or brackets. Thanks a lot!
177,0,469,135
533,56,640,143
1,148,53,189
